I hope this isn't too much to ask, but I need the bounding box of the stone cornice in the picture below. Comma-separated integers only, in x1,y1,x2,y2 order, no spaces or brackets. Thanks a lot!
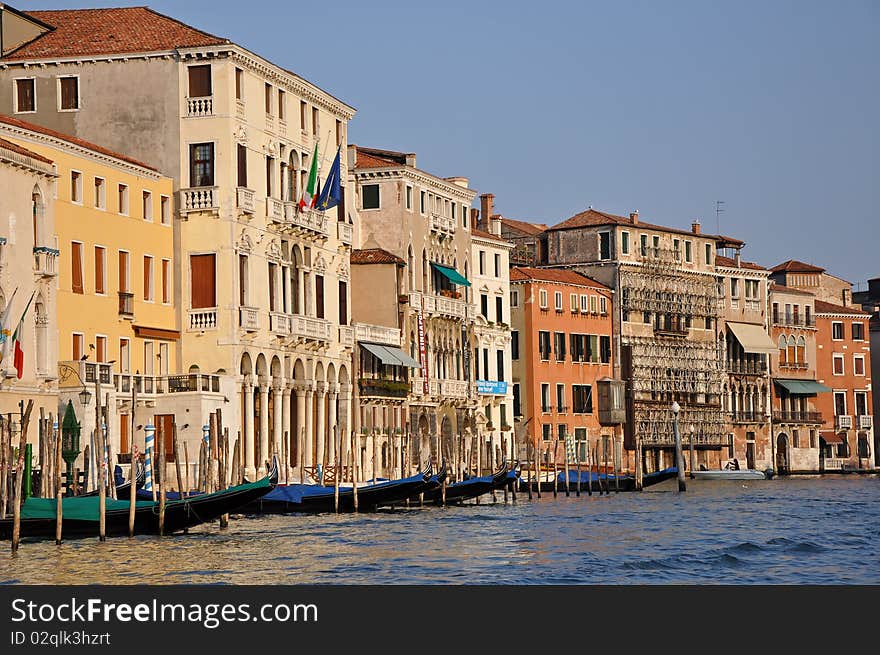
0,147,56,178
815,311,870,319
0,124,162,179
471,234,514,250
716,265,770,279
353,167,476,203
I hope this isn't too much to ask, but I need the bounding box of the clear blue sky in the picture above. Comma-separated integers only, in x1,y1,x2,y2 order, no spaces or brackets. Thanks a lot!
18,0,879,285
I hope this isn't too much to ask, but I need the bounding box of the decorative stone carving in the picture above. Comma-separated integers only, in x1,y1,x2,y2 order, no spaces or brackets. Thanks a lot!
235,125,248,145
313,255,327,274
266,238,282,262
236,229,253,252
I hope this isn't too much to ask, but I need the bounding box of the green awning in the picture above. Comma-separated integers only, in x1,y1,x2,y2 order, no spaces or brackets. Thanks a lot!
774,379,832,395
360,343,421,368
431,262,471,287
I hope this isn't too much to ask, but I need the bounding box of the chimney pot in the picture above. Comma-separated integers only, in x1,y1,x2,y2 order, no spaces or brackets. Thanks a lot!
630,210,639,224
691,220,701,235
490,214,502,237
480,193,495,230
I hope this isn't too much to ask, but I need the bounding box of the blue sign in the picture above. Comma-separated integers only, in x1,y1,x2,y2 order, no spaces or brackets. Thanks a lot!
477,380,508,395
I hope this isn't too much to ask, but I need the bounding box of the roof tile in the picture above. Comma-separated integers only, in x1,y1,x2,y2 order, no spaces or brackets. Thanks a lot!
350,248,405,265
0,136,53,165
510,266,609,290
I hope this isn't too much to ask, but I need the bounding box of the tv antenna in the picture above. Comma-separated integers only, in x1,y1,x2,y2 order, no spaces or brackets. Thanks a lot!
715,200,725,234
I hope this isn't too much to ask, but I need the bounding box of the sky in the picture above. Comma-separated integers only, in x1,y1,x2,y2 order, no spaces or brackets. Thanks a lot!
15,0,879,285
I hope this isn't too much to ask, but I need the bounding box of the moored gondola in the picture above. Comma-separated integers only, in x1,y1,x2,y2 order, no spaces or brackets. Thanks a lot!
421,463,510,505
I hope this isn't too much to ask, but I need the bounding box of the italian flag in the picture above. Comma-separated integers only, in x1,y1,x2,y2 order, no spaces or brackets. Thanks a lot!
9,290,34,379
299,143,319,211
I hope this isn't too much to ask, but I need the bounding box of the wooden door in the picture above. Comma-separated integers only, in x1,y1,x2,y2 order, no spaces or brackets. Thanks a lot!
154,414,175,465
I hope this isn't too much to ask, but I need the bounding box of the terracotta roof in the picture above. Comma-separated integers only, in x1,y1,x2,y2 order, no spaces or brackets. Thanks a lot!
547,207,728,240
715,255,766,271
510,267,609,290
352,146,411,169
0,136,53,165
3,7,229,60
499,217,547,236
0,114,158,171
814,300,869,316
769,283,815,297
350,248,405,265
770,259,826,274
470,227,511,244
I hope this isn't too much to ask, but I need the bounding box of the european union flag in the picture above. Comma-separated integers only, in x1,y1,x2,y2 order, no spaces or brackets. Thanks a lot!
316,147,342,211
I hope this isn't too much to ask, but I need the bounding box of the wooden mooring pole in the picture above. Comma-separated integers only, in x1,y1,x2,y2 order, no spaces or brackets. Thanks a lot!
12,400,35,553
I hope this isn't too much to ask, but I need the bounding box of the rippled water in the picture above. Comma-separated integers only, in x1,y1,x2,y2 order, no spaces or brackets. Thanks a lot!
1,476,878,584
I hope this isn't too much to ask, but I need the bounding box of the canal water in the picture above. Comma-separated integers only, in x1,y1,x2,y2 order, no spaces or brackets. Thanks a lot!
1,476,877,584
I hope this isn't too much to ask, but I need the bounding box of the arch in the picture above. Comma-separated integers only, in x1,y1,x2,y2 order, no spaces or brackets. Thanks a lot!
240,352,253,376
291,245,303,315
796,336,806,365
314,360,325,383
778,335,788,365
337,363,350,386
407,244,415,291
255,353,268,379
32,184,45,247
270,355,282,379
293,357,306,381
422,248,429,293
288,150,300,202
776,434,789,473
787,335,797,364
325,361,337,386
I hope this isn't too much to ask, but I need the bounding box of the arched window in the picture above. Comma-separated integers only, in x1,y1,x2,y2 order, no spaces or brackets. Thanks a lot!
407,245,415,291
32,185,45,247
778,335,788,365
422,249,428,293
787,336,797,365
288,151,299,202
796,336,806,366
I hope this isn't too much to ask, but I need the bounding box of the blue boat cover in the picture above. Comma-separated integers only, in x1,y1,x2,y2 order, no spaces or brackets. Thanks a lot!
265,471,425,504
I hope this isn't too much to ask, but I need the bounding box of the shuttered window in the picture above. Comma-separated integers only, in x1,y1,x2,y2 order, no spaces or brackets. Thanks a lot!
72,334,84,361
268,263,277,311
188,65,212,97
120,414,130,454
118,251,129,292
338,280,348,325
315,275,325,319
161,259,170,304
189,143,214,187
15,79,34,112
190,254,216,308
71,242,84,294
59,77,79,110
143,256,153,301
94,246,105,294
237,144,247,188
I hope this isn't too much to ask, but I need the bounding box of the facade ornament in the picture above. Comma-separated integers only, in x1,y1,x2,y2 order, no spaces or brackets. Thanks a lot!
234,124,248,145
313,255,327,274
336,260,349,279
266,238,282,261
236,229,253,252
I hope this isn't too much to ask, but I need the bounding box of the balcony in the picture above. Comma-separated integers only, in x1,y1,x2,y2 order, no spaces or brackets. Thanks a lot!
441,379,469,399
114,373,221,396
409,291,468,320
33,247,58,277
337,221,353,245
266,197,284,223
185,95,213,117
727,360,768,376
339,325,354,348
188,308,217,331
858,415,873,430
354,323,401,347
239,306,260,331
779,362,809,370
291,315,331,342
835,415,853,430
654,326,690,338
772,411,823,424
430,212,455,236
728,411,764,424
410,377,440,397
59,360,112,387
822,457,846,471
269,311,291,336
117,291,134,319
236,187,255,214
180,187,219,214
772,315,816,328
359,377,409,399
283,203,330,239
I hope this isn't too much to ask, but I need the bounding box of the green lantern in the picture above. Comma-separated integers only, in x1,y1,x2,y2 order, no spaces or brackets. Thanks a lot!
61,400,82,496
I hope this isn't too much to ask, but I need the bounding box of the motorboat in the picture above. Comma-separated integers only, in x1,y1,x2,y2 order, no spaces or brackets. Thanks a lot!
691,463,773,480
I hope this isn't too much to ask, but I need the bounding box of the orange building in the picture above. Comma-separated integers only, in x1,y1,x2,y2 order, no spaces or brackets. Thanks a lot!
814,300,874,470
509,267,614,465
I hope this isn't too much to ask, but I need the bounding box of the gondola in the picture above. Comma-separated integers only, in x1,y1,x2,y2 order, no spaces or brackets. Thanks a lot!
0,465,277,541
242,463,433,514
519,466,678,492
81,462,145,498
422,463,510,504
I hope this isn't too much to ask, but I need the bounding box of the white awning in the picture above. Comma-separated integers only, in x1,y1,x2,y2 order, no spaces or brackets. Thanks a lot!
727,322,777,355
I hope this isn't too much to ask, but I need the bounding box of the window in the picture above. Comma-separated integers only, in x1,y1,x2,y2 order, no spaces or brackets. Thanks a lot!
235,68,244,100
144,341,154,375
95,335,107,363
189,143,214,187
70,171,82,203
855,391,868,416
599,232,611,260
315,275,325,318
852,323,865,341
496,296,503,323
15,78,35,112
570,293,578,312
238,254,249,306
188,65,212,97
451,203,456,223
143,256,154,301
510,290,519,308
512,384,521,417
705,243,712,265
834,391,847,417
541,384,550,412
590,295,598,314
58,76,79,111
420,190,426,214
119,338,131,373
639,234,648,257
497,349,504,381
161,259,171,304
336,119,343,147
538,331,551,360
117,183,129,215
237,143,248,188
832,322,844,340
339,280,348,325
142,190,153,221
542,423,551,441
772,302,779,324
554,291,563,312
405,186,413,210
573,385,593,413
673,238,681,261
479,251,485,275
805,305,812,326
118,250,130,293
362,184,379,209
600,296,607,315
833,354,844,375
511,331,519,360
71,242,84,294
685,241,693,263
190,253,215,308
730,278,740,298
554,332,566,362
264,83,273,114
494,253,501,277
312,107,319,134
94,177,105,209
853,355,865,376
462,204,468,228
539,289,548,309
621,231,630,255
580,294,588,313
278,89,285,120
652,235,660,258
94,246,106,295
745,280,759,299
480,293,488,318
483,349,489,381
160,195,170,225
600,335,611,363
778,335,787,365
72,333,84,361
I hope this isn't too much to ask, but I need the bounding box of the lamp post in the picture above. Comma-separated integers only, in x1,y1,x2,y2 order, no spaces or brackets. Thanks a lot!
689,424,696,479
671,401,686,492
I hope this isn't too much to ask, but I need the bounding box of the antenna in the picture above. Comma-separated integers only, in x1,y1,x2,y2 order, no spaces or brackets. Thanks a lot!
715,200,725,234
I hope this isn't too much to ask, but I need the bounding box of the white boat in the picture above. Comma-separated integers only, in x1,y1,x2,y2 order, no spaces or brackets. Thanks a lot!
692,463,772,480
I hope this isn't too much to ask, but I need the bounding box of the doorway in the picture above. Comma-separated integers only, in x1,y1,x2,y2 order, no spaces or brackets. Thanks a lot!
776,434,788,474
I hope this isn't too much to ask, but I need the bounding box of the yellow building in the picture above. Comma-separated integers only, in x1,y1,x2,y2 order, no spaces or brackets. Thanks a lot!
0,114,177,462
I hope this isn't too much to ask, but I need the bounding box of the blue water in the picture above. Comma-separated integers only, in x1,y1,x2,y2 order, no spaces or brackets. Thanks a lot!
1,476,877,584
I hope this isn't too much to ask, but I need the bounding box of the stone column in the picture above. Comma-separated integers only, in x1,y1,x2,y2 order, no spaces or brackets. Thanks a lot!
295,384,306,473
282,382,292,476
304,384,315,470
315,381,327,471
243,376,255,480
272,379,284,465
259,379,270,474
327,384,339,466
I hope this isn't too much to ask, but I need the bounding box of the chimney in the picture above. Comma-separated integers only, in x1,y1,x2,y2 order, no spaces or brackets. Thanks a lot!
490,214,502,236
405,153,417,167
843,288,851,307
480,194,495,230
470,208,480,227
630,210,639,224
691,220,701,235
734,251,741,268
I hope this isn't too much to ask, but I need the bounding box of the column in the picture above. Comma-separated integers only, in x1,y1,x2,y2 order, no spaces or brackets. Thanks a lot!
282,382,292,477
243,376,255,479
259,379,270,474
297,268,305,315
304,384,315,470
272,379,284,465
295,384,307,473
327,384,339,466
315,381,327,471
